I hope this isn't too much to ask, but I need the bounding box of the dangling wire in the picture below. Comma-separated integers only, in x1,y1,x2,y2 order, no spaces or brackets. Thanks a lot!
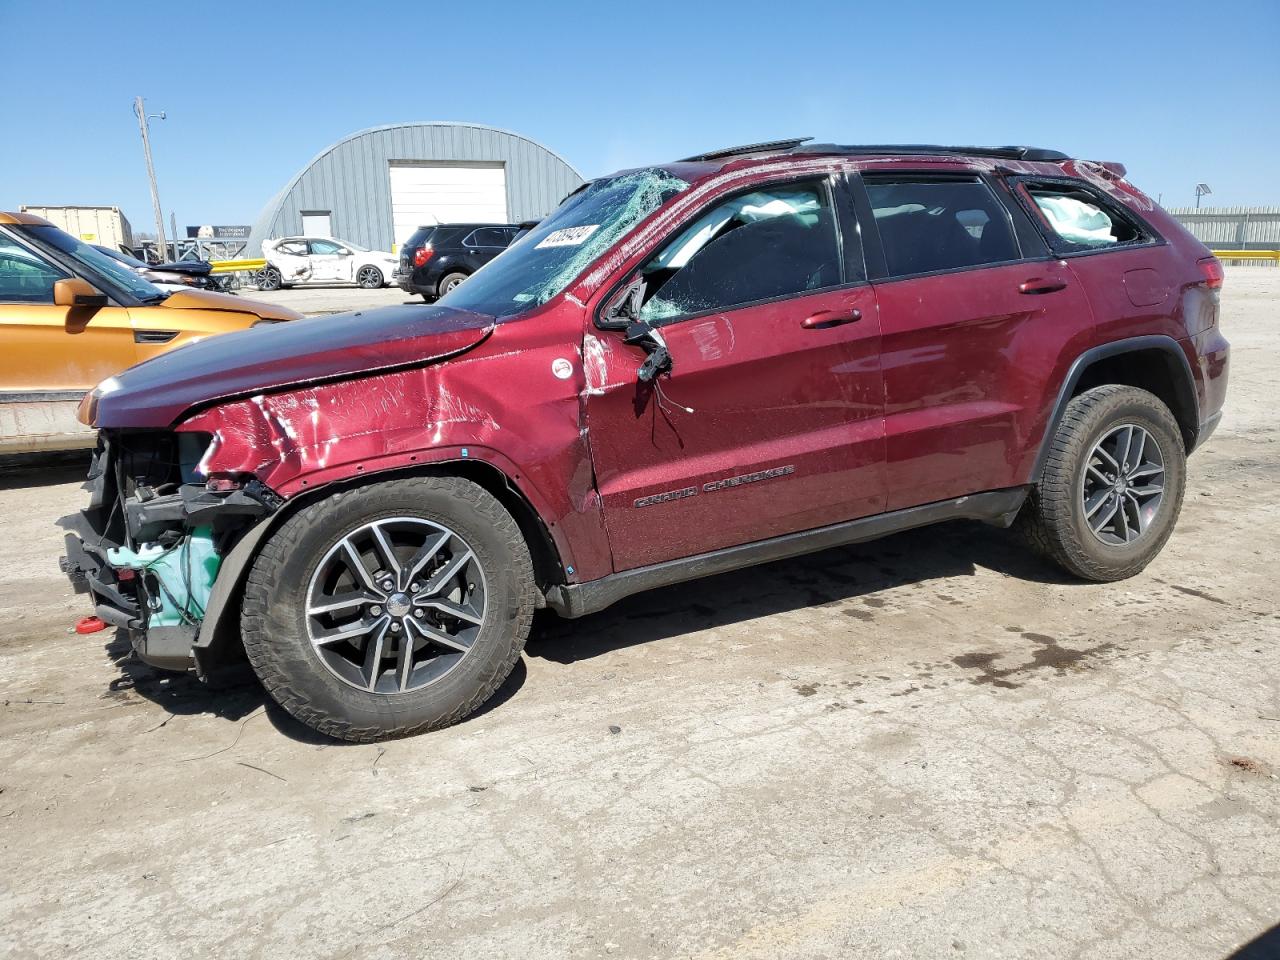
653,377,695,416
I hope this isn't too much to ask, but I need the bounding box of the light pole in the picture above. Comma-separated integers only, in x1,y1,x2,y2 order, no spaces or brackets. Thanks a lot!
1195,182,1213,210
133,97,167,262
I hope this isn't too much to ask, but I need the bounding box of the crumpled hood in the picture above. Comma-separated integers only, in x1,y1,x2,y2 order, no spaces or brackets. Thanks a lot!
158,287,302,321
86,304,496,429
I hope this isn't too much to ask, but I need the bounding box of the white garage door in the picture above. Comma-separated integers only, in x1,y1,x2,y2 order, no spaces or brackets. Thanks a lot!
389,162,508,248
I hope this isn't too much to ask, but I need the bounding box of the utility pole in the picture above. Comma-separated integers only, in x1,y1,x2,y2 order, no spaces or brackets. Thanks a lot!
133,96,167,263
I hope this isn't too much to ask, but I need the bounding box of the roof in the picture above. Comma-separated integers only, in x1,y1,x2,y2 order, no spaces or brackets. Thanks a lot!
0,211,54,226
678,138,1070,164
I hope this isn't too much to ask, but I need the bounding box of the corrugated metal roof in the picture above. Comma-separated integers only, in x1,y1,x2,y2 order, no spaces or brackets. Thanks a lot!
246,122,585,256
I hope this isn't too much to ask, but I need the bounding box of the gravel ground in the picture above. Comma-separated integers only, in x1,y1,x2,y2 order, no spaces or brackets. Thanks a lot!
1,269,1277,960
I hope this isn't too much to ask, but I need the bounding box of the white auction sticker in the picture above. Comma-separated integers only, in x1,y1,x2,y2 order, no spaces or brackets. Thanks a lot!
551,358,574,380
536,225,600,249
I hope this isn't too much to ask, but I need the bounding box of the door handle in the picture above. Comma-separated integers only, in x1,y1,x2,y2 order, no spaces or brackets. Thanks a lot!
801,308,861,329
1019,278,1068,295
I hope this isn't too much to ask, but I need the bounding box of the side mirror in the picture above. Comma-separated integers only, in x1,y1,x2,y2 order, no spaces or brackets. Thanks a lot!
54,278,108,308
338,248,353,256
600,277,647,329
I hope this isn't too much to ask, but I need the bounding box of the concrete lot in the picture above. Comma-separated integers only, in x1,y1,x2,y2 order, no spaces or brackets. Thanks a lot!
2,271,1278,959
247,282,415,315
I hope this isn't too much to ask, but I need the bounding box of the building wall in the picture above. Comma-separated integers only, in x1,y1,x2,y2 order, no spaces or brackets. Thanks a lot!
1167,206,1280,250
246,122,584,255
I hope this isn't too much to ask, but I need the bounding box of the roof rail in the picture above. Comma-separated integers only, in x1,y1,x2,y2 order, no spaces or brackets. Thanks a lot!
790,143,1069,162
678,138,813,163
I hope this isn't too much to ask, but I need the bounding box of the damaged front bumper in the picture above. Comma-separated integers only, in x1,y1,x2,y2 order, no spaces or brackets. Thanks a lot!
60,433,281,672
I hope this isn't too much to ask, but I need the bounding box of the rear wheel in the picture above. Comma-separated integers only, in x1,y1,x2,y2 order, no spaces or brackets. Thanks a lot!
438,272,468,296
255,265,282,291
241,476,536,741
355,265,384,289
1019,385,1186,581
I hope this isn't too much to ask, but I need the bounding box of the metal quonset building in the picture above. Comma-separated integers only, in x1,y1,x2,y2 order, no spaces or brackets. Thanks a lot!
245,121,584,256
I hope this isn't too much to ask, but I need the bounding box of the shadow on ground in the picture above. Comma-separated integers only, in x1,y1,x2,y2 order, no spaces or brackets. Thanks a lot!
527,519,1077,664
99,517,1077,739
0,450,91,490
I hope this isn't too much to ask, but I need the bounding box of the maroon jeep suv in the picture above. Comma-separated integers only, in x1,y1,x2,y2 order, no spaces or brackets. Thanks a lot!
62,139,1229,741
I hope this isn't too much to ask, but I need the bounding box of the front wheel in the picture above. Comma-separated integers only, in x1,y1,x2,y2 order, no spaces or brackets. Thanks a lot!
1018,385,1186,581
355,265,384,289
241,476,536,741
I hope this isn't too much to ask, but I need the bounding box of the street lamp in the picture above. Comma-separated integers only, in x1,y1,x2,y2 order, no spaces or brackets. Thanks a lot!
133,97,168,262
1195,183,1213,209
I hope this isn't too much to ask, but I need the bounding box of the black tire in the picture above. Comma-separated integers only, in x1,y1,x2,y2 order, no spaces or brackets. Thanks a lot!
437,272,468,297
355,265,384,289
1018,385,1186,581
241,476,536,741
256,265,282,291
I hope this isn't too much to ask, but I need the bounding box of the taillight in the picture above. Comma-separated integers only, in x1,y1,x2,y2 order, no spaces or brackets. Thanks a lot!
413,244,434,268
1197,256,1224,290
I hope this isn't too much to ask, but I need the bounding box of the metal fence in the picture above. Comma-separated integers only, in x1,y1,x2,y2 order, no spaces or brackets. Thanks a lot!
1168,206,1280,265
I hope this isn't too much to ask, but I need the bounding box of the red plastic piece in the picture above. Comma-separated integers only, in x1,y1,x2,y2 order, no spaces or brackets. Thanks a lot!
75,616,108,634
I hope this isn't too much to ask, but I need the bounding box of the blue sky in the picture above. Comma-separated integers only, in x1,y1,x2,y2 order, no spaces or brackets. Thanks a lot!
2,0,1276,233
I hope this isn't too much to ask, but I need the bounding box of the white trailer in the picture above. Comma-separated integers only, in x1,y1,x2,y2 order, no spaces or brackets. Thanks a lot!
19,205,134,252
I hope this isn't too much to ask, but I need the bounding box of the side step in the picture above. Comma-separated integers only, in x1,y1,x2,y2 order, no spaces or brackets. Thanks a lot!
544,487,1028,619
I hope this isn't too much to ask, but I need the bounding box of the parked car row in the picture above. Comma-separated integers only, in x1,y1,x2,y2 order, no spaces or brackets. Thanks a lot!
58,141,1228,744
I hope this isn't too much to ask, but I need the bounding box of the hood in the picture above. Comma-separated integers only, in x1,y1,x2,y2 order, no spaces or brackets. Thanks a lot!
159,287,302,321
86,304,496,429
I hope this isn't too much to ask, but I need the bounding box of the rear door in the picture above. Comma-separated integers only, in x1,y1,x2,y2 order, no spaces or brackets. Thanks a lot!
585,174,886,571
855,170,1096,510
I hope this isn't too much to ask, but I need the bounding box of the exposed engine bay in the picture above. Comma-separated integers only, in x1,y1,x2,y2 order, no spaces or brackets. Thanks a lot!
59,430,281,672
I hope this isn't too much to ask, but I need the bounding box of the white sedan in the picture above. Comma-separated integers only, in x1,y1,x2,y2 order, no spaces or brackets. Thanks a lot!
258,236,398,290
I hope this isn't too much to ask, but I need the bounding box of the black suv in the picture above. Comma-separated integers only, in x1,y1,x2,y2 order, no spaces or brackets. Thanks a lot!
394,223,520,300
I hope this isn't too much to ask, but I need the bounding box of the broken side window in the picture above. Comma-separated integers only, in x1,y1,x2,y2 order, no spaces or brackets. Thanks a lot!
635,181,842,323
1024,183,1144,250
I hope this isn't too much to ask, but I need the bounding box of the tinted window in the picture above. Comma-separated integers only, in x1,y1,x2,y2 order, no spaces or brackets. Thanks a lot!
309,239,343,255
0,233,66,302
866,178,1020,278
636,181,841,322
405,226,437,249
1024,183,1144,250
468,227,511,247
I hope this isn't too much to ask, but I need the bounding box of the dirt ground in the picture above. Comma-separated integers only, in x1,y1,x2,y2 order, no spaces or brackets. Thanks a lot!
2,270,1277,960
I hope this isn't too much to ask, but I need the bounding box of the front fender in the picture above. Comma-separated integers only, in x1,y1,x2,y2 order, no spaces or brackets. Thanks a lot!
178,337,612,581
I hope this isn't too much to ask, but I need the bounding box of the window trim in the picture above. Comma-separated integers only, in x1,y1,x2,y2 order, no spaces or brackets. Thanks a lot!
1,225,141,307
853,171,1038,284
593,173,859,331
1009,175,1165,259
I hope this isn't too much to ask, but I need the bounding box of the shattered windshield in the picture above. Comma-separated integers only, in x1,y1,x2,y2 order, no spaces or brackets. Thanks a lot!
438,168,689,319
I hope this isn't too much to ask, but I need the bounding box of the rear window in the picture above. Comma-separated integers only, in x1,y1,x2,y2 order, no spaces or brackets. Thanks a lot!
404,226,437,249
1021,182,1147,251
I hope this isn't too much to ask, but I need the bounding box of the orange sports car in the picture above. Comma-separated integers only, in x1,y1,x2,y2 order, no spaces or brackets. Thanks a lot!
0,211,300,453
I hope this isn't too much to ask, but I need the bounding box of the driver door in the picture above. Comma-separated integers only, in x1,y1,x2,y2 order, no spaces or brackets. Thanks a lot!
584,176,886,571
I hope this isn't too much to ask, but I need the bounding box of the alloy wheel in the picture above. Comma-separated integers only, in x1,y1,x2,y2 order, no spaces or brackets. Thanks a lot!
305,517,487,693
1080,423,1165,546
356,266,381,288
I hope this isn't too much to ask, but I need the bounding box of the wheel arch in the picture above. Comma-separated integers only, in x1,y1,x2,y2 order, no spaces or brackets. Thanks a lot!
1030,335,1199,483
192,457,565,677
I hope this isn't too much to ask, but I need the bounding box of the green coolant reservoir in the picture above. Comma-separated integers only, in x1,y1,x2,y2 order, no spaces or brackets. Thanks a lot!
107,527,221,627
